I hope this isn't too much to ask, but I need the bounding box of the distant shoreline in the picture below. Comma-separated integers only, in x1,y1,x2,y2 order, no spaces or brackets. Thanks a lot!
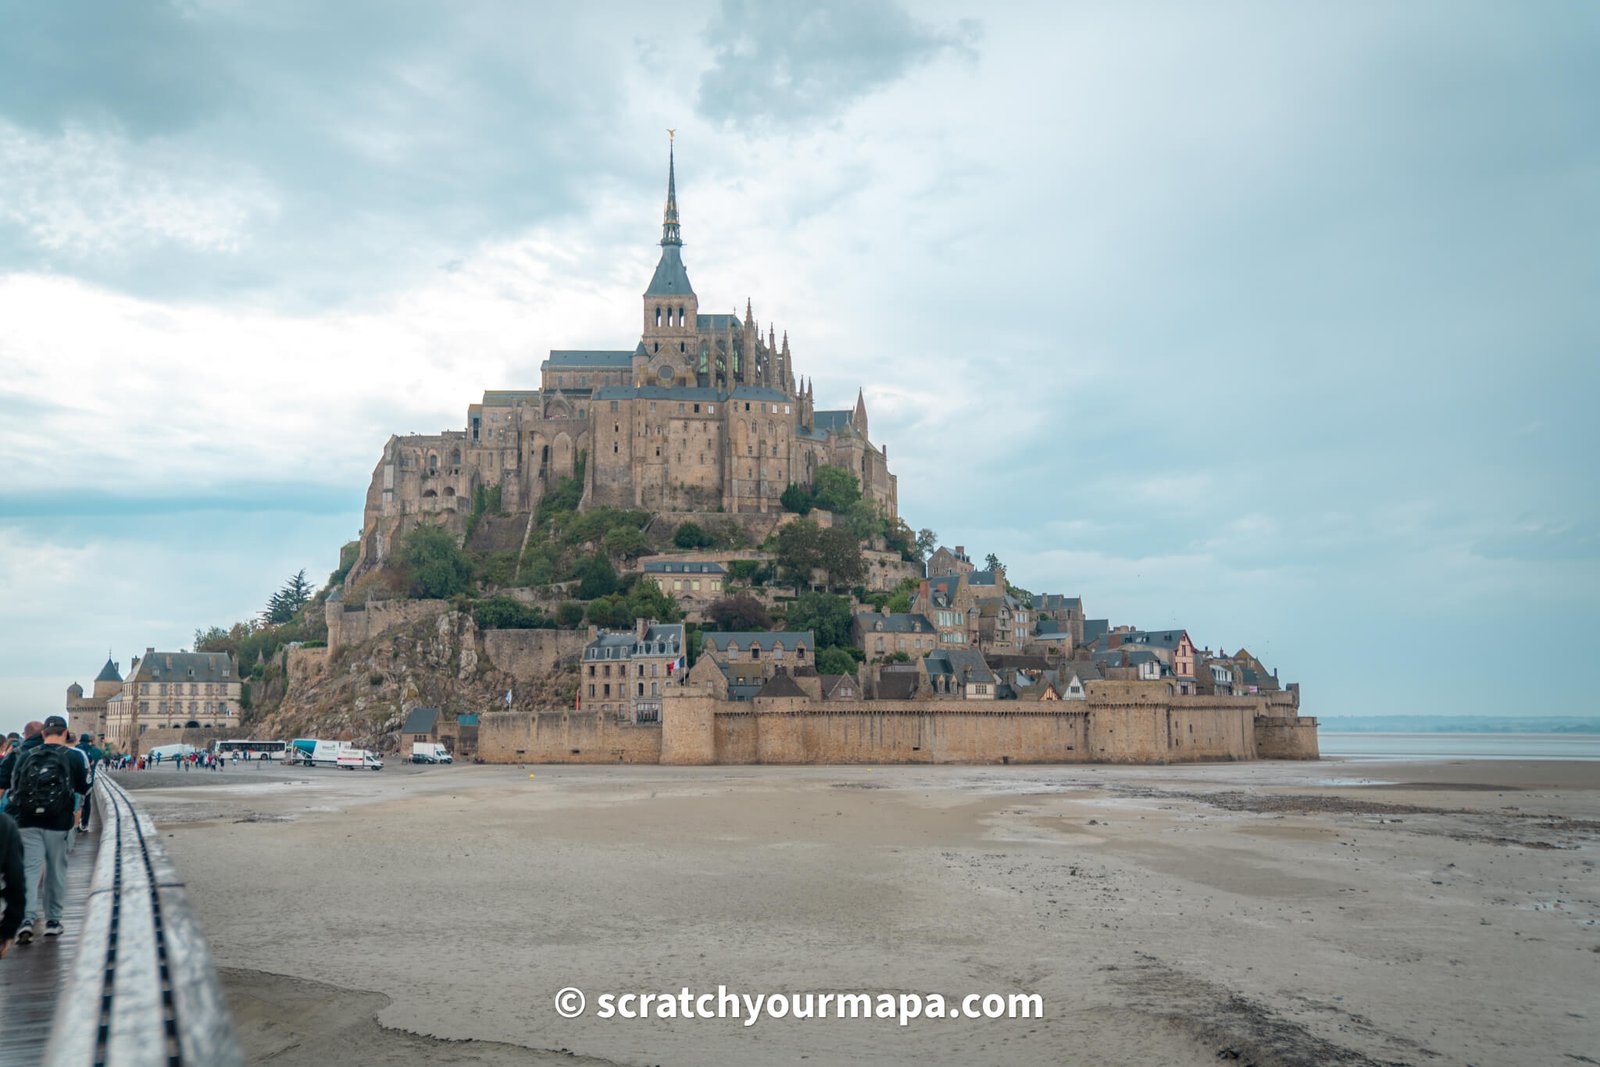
1318,716,1599,734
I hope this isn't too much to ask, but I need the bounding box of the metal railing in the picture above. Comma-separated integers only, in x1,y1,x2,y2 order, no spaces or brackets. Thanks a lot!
45,775,243,1066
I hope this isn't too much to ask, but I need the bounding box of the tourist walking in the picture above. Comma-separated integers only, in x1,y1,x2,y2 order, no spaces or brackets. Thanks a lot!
0,722,43,815
5,716,91,944
74,734,101,833
0,807,23,959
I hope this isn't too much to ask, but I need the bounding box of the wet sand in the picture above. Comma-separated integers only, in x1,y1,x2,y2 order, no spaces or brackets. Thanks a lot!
129,758,1600,1066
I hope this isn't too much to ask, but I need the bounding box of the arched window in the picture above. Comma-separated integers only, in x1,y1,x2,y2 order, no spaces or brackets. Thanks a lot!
656,306,662,327
428,453,438,471
450,449,461,465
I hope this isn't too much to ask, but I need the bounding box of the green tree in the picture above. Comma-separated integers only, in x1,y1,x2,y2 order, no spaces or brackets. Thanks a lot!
915,527,938,560
815,646,860,676
810,465,861,513
604,525,651,561
885,589,913,614
576,551,618,599
474,596,551,629
627,581,682,624
773,519,823,591
984,552,1003,572
706,594,774,632
780,482,812,515
817,526,866,590
673,521,714,549
585,595,632,628
263,569,313,624
398,526,474,599
843,499,886,544
785,591,854,650
555,601,586,628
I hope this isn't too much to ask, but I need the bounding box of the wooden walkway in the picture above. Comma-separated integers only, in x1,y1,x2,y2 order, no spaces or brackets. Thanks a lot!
0,827,102,1067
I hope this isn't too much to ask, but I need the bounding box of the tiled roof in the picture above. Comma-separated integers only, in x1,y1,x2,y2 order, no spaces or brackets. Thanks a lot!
644,561,728,575
132,652,236,684
402,707,440,734
95,658,122,683
646,245,694,296
699,313,741,330
545,350,635,367
702,631,813,653
729,386,789,401
855,612,934,634
756,673,808,698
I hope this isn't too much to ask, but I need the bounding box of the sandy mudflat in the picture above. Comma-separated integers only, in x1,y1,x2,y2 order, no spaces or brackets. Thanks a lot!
130,757,1599,1067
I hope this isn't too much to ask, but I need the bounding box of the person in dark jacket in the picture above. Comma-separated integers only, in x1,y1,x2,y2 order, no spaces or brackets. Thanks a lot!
0,809,24,958
74,734,103,833
6,717,90,944
0,722,43,815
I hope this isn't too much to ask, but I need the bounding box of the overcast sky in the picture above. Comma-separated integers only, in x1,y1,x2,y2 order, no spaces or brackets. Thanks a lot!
3,1,1596,733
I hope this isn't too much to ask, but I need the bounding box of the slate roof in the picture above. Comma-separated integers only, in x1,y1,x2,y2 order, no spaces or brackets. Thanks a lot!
756,672,808,699
988,654,1051,672
926,649,996,685
584,624,686,661
1082,619,1109,644
1033,619,1069,638
482,390,540,406
699,313,740,331
646,245,695,296
1033,593,1082,614
968,569,1000,587
1113,629,1190,651
856,612,935,634
95,658,122,683
644,560,728,575
813,410,852,433
545,350,635,368
402,707,440,734
701,631,814,653
876,669,922,700
729,386,789,402
819,674,858,699
926,575,963,608
1057,662,1102,684
132,652,237,684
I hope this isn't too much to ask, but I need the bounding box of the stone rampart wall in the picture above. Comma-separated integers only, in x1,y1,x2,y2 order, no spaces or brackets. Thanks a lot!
1253,715,1321,760
481,629,589,682
479,710,662,764
327,598,449,655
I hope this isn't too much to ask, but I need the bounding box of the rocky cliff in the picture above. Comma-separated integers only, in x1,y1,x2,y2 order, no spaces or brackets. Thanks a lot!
250,608,584,750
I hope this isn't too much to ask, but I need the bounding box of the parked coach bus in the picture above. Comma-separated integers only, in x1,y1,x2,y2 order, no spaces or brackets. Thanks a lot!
214,739,289,761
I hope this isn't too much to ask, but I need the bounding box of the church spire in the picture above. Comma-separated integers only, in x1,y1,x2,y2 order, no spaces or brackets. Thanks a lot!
661,130,682,247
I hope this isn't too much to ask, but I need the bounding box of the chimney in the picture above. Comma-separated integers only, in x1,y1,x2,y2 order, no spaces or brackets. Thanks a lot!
636,617,649,641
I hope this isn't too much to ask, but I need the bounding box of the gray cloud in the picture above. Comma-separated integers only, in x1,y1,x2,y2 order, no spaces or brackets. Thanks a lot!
696,0,978,132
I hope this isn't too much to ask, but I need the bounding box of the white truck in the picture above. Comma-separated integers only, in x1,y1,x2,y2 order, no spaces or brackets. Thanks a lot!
411,742,452,764
336,749,384,771
291,739,348,767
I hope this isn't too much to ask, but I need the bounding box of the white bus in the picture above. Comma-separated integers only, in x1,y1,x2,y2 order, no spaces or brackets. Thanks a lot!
214,739,289,761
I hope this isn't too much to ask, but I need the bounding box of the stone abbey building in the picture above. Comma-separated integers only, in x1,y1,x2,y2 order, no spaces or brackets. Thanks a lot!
354,140,897,573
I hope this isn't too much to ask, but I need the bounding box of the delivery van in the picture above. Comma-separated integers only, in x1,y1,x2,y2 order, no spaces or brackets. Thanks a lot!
411,742,452,764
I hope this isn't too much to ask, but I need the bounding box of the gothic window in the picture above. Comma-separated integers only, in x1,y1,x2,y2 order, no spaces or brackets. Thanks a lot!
655,306,662,326
428,454,438,471
450,449,461,465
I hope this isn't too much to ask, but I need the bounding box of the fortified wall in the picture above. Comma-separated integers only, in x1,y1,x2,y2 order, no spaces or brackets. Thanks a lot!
479,690,1319,765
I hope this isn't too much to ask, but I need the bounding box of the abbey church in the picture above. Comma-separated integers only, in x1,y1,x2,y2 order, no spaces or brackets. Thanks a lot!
353,139,897,573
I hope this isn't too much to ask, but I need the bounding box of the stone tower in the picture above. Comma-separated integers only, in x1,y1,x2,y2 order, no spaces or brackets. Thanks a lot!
641,133,699,360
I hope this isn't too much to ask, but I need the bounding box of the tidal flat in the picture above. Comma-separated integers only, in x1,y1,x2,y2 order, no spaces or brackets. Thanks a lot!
128,758,1599,1066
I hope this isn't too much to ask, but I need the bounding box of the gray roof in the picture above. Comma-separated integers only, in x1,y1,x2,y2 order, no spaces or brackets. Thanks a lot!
968,569,1000,587
644,560,727,575
927,648,996,685
1114,629,1190,651
876,669,921,700
927,575,963,608
1057,662,1102,684
1034,619,1068,637
702,631,814,653
699,313,740,330
402,707,440,734
481,390,540,406
1082,619,1109,644
813,410,852,433
729,386,789,401
646,245,695,297
584,623,686,660
95,658,122,683
545,350,635,368
855,612,935,634
132,651,236,684
756,672,808,698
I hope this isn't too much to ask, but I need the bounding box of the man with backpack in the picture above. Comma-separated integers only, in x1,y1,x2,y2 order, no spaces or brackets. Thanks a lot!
3,716,90,944
0,722,43,814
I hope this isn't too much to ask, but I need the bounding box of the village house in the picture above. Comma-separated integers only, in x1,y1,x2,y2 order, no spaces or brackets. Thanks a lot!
700,630,814,677
641,559,728,600
99,649,242,754
853,610,938,661
926,544,975,578
581,620,687,723
925,648,998,700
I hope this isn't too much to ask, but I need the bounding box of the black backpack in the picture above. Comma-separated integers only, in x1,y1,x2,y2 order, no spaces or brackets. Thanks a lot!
12,747,74,819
